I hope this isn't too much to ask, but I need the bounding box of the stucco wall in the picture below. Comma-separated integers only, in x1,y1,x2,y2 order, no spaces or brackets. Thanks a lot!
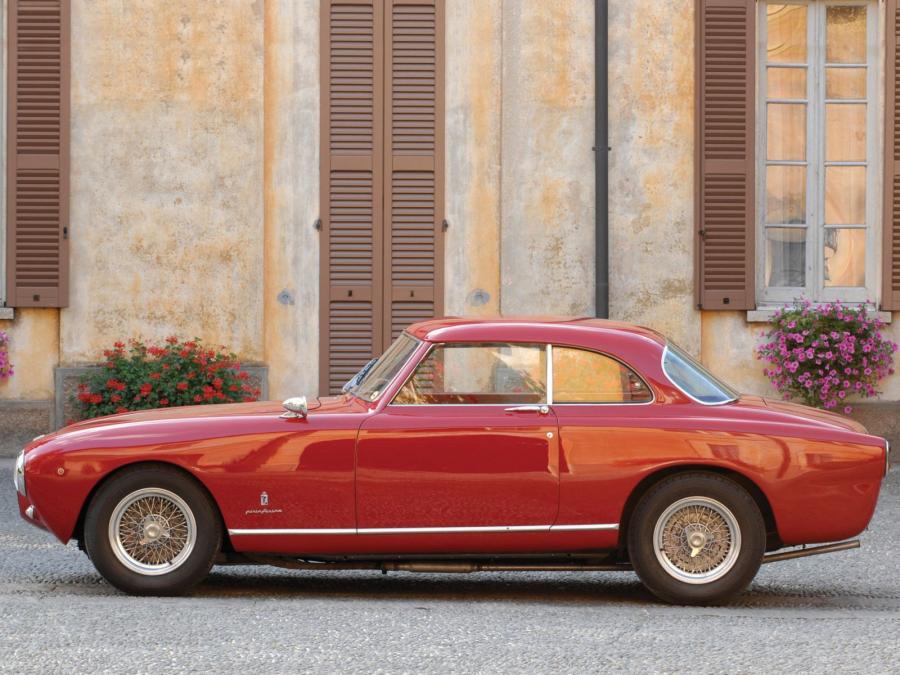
60,1,265,364
500,0,596,316
0,310,58,400
444,0,502,317
263,0,320,400
607,0,700,355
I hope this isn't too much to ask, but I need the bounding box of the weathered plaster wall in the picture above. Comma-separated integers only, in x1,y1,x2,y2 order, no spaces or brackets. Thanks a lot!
444,0,502,317
608,0,700,354
60,1,265,364
263,0,319,400
701,312,770,396
499,0,595,316
0,310,58,400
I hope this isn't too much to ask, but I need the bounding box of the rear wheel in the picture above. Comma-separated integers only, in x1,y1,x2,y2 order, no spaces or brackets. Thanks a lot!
627,473,766,605
84,465,221,596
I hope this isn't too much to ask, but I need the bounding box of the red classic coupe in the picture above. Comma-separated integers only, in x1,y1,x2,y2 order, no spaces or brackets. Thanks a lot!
14,318,891,604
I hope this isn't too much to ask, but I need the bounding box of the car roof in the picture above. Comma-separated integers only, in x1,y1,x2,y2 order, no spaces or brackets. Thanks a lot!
405,316,668,347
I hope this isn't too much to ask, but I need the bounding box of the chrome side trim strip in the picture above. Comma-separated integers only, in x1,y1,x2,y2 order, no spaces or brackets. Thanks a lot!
228,528,357,536
228,523,619,536
550,523,619,532
358,525,549,535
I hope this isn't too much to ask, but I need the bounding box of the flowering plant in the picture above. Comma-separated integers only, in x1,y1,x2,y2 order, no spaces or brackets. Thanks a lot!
0,331,12,379
757,301,897,414
75,337,261,420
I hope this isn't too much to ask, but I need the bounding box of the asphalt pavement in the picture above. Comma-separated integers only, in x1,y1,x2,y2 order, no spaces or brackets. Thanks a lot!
1,457,899,674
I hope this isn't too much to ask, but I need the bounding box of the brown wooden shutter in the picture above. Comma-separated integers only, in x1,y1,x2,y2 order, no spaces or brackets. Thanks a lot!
6,0,69,308
382,0,443,344
884,0,900,310
695,0,755,310
321,0,444,394
320,0,384,394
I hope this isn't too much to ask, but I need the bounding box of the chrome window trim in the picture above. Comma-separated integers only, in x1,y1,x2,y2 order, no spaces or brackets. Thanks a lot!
546,343,554,405
387,341,657,408
228,523,619,536
661,344,738,407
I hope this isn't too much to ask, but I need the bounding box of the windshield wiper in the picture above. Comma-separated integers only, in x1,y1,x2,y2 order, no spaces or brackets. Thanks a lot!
342,358,378,394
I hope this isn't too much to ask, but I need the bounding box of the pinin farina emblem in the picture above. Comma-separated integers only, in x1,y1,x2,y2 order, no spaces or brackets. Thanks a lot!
260,491,269,506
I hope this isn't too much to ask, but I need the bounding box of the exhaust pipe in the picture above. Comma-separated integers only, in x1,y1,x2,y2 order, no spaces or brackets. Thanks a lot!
762,539,859,564
380,561,628,573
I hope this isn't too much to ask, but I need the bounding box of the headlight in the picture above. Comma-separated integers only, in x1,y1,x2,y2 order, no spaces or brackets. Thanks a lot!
13,450,26,497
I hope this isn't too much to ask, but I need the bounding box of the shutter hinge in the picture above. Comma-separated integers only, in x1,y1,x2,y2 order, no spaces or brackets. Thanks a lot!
698,229,706,238
314,218,322,231
63,226,68,239
442,219,449,232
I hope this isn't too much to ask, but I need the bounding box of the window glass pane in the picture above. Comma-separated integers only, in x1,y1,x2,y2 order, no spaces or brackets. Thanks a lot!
767,4,808,63
824,228,866,287
826,6,867,64
766,165,806,224
767,103,806,160
552,347,652,404
765,227,806,287
825,166,866,224
767,67,806,99
826,67,866,99
662,343,738,405
353,333,420,402
393,343,546,405
826,103,866,161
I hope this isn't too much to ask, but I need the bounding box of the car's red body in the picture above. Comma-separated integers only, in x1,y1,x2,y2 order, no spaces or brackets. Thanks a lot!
17,318,889,559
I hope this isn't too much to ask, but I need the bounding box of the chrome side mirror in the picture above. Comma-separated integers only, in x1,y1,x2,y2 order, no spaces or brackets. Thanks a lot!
280,396,308,419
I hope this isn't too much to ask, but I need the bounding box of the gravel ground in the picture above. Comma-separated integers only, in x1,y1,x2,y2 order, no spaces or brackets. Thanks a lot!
1,458,899,674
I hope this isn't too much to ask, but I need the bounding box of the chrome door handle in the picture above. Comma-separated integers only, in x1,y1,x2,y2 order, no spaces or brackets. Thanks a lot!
504,405,550,414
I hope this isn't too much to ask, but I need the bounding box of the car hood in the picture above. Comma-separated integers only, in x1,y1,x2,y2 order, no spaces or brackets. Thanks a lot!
36,396,371,444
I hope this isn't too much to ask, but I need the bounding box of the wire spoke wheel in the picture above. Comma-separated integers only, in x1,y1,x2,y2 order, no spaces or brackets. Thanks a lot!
109,488,197,576
653,496,741,585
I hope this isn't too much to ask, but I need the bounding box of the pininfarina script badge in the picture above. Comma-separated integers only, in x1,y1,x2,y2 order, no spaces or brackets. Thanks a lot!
244,491,283,515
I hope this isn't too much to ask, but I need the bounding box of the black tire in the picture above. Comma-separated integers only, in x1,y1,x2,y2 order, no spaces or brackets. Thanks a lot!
627,472,765,605
84,464,221,596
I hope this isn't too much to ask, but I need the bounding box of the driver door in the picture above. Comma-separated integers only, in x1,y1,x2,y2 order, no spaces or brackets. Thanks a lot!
356,342,560,537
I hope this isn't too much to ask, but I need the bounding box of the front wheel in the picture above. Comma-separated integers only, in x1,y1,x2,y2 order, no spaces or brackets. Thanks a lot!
627,473,766,605
84,465,221,596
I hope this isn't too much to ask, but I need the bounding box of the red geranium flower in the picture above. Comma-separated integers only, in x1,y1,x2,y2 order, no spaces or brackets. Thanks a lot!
139,383,152,397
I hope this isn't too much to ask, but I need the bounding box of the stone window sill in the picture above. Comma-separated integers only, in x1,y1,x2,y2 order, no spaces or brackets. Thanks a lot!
0,308,13,321
747,308,892,324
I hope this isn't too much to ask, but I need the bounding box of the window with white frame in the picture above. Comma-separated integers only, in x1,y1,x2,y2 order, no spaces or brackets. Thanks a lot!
758,1,878,305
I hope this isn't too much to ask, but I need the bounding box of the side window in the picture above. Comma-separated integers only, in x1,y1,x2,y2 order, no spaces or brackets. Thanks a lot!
552,347,652,404
393,343,546,405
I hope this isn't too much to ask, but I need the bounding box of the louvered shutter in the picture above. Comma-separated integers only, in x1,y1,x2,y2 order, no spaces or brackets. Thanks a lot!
6,0,69,308
695,0,755,310
884,0,900,310
382,0,443,344
320,0,384,394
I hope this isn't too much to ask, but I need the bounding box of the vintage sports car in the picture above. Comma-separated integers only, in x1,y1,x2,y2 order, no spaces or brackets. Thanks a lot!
14,318,891,604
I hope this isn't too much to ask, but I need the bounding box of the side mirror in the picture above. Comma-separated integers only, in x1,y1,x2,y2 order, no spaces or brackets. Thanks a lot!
280,396,308,419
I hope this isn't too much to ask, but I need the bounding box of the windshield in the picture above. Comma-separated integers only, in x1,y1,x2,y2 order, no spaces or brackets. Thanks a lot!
662,342,739,405
352,333,421,402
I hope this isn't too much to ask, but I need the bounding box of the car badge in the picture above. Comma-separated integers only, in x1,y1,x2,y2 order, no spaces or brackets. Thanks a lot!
260,491,269,506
